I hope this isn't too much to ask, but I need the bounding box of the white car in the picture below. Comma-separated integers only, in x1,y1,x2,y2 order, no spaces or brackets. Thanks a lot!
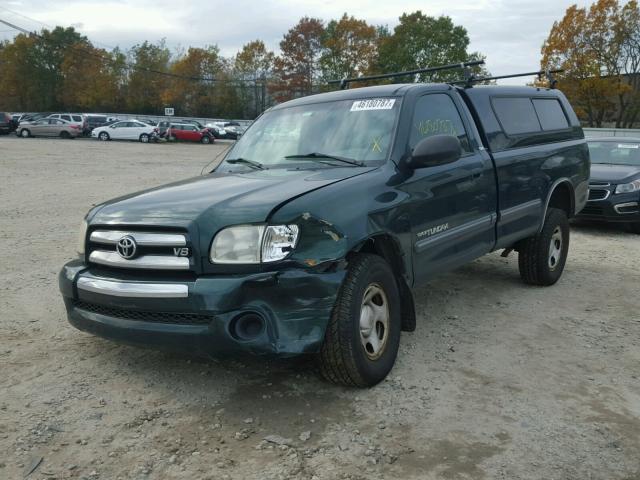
92,120,157,142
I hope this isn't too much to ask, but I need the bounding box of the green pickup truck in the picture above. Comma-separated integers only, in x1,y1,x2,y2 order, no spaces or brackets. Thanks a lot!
59,79,589,387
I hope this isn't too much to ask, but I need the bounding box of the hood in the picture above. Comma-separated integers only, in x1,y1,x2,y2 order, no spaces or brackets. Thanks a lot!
90,167,373,229
590,163,640,184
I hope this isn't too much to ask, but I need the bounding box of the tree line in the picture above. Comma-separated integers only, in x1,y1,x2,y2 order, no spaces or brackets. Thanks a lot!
541,0,640,128
0,11,485,119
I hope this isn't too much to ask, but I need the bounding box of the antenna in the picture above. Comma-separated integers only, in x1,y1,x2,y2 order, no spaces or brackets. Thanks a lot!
328,60,485,90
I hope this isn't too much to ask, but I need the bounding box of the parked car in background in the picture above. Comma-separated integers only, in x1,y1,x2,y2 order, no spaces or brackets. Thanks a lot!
17,117,82,138
91,120,157,142
156,120,172,137
205,121,246,139
165,123,214,144
205,122,227,139
577,137,640,233
18,112,51,124
0,112,16,134
48,113,88,133
86,115,118,133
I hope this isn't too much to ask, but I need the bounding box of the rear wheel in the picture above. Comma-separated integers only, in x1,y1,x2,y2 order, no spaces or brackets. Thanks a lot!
317,254,401,387
98,132,109,141
201,135,211,144
139,133,150,143
20,128,30,138
518,208,570,286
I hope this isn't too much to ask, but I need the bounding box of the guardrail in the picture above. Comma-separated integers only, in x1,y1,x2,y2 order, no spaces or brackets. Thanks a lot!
584,128,640,138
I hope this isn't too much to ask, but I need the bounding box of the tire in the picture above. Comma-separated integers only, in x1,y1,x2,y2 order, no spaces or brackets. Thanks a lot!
20,128,30,138
98,132,110,141
139,133,149,143
317,254,401,387
518,208,570,286
628,222,640,234
201,135,211,144
60,131,70,139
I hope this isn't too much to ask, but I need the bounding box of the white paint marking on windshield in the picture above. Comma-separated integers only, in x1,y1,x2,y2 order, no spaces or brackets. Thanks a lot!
350,98,396,112
617,144,639,149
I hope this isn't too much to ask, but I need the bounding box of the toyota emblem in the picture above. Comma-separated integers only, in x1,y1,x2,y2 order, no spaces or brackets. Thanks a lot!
116,235,137,259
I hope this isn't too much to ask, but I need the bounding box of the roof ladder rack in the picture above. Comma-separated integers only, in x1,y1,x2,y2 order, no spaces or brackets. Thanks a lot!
451,69,564,88
328,60,485,90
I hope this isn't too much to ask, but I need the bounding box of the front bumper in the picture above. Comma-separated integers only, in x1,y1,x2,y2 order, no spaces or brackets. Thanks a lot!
59,260,345,357
576,192,640,223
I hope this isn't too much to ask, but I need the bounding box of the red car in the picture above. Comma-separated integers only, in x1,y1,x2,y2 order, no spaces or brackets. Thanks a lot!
166,123,214,144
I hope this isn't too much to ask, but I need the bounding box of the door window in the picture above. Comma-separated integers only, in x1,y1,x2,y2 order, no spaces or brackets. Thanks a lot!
61,115,72,121
409,94,471,153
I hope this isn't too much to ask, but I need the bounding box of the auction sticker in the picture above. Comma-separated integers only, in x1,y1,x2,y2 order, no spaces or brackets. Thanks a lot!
351,98,396,111
618,143,639,149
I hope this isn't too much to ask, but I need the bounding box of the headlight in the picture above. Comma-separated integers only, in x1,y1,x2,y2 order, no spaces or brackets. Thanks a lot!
77,219,88,255
210,225,299,264
615,179,640,194
262,225,299,262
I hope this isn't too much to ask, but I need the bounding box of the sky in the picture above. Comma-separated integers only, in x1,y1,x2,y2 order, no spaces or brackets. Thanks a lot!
0,0,595,85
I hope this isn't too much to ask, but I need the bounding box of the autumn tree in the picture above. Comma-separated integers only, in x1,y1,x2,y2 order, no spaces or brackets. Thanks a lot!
59,47,127,112
541,0,640,127
377,12,487,83
234,40,275,118
0,27,92,111
270,17,324,102
126,40,171,114
161,46,224,116
319,14,379,82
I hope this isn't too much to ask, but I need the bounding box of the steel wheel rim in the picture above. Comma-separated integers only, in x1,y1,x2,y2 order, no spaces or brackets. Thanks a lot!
359,283,389,360
548,226,563,270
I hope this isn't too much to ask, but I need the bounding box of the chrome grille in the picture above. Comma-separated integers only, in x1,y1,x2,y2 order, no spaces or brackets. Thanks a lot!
88,229,191,271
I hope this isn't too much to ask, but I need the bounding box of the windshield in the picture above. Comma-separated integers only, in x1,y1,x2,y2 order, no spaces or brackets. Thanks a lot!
219,97,401,170
588,141,640,166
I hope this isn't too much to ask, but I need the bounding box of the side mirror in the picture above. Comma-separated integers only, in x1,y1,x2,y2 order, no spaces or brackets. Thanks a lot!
407,135,462,169
109,125,115,128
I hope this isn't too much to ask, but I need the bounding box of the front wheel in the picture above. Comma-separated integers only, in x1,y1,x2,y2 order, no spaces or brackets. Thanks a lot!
60,131,70,139
317,254,401,387
518,208,570,286
139,133,150,143
98,132,109,141
201,135,211,144
20,128,30,138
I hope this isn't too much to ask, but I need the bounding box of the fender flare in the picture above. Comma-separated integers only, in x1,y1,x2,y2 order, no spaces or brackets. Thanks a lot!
539,178,575,232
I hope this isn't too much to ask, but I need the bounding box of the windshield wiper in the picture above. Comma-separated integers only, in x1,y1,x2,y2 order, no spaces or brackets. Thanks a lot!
284,152,365,167
226,158,264,170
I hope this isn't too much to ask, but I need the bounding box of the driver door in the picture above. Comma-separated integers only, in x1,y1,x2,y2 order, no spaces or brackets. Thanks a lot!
404,93,497,283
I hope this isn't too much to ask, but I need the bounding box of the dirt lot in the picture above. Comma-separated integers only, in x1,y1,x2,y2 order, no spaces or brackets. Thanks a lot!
1,135,639,480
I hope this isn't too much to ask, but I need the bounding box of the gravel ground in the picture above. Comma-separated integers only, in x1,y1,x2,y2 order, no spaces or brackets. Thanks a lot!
1,135,639,480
